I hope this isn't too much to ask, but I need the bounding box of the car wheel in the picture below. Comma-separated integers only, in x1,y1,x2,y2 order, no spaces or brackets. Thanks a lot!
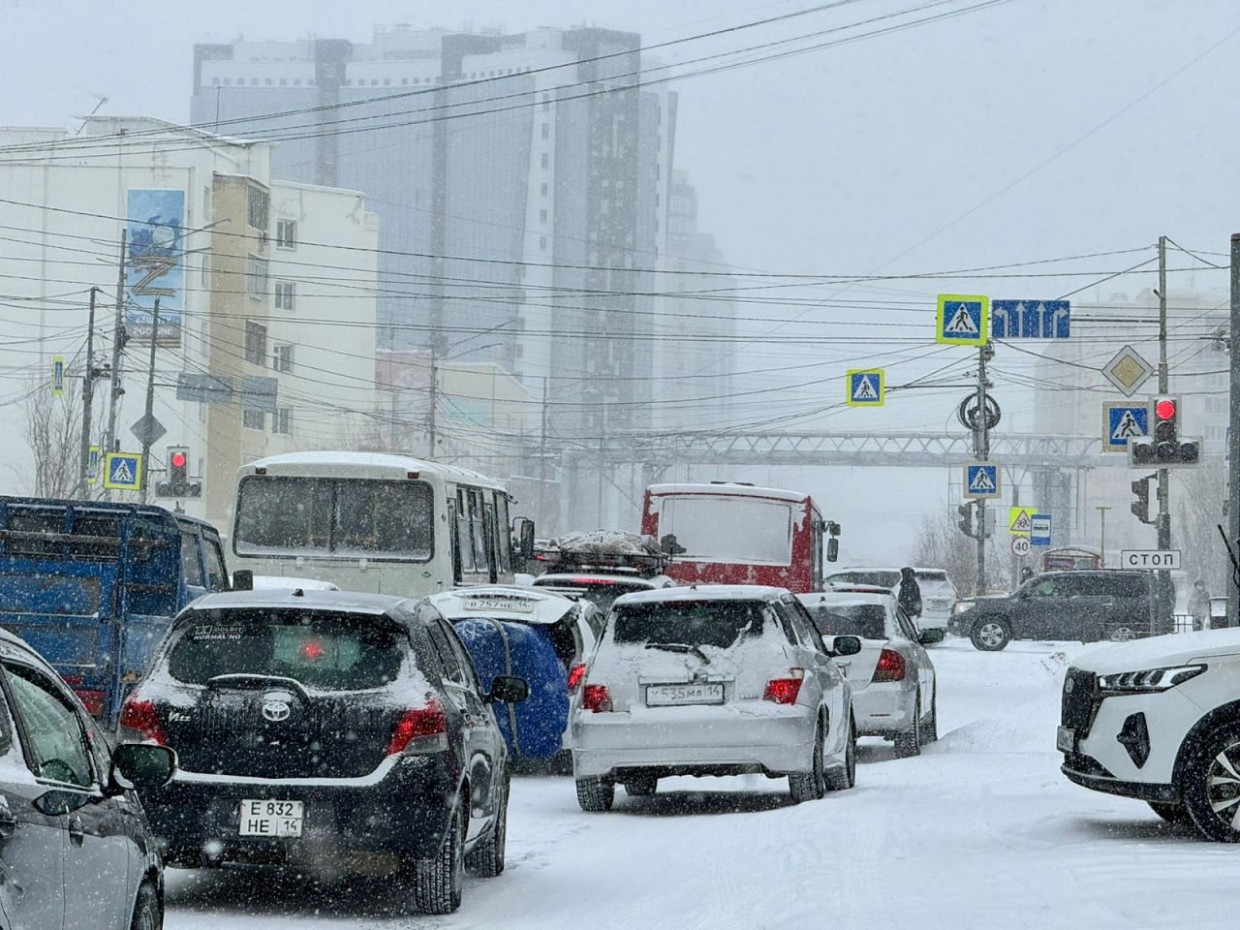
624,776,658,797
414,802,464,914
465,775,507,878
970,618,1011,651
920,687,938,745
1148,801,1191,825
575,775,615,812
1183,721,1240,842
825,717,857,791
893,699,922,758
129,881,162,930
789,722,826,803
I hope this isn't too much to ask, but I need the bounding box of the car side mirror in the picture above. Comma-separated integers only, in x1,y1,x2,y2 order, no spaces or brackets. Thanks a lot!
512,517,536,561
487,674,530,704
231,569,253,591
826,537,839,563
918,627,946,645
108,743,177,794
829,634,862,657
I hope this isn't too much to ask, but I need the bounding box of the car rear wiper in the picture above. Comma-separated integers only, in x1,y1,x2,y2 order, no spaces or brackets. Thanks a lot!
644,642,711,664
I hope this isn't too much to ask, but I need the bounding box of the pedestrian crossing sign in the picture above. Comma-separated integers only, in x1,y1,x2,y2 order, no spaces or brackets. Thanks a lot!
846,369,885,407
963,462,1001,499
1102,401,1150,452
937,294,990,346
103,452,143,491
1009,506,1036,535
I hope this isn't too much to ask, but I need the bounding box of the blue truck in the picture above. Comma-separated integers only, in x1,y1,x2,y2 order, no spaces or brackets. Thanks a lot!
0,496,232,721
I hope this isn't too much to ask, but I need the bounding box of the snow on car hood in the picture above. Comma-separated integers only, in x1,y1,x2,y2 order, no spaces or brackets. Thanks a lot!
1070,628,1240,674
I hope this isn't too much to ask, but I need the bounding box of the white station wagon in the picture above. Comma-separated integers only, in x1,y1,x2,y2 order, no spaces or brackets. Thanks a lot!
571,585,861,810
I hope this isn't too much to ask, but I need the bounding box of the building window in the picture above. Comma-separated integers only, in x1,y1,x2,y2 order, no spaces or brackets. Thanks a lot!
246,256,268,299
223,78,231,86
243,409,265,430
539,236,547,251
539,209,548,224
272,344,294,373
274,280,295,311
540,152,549,169
244,321,268,366
541,123,550,140
273,408,293,435
276,219,297,249
540,182,548,197
247,187,269,231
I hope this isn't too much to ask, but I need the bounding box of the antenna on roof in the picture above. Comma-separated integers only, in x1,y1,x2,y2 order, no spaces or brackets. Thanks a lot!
74,95,109,136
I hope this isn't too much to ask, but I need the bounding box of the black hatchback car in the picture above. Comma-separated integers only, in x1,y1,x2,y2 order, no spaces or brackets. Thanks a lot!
118,588,528,915
0,627,174,930
951,569,1155,650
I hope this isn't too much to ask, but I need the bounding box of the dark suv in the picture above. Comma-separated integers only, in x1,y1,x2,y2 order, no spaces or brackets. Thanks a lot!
951,570,1154,651
119,588,528,914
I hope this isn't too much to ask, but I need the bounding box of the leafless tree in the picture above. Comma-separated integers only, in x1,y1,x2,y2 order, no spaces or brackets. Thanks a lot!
21,379,83,498
913,505,1009,596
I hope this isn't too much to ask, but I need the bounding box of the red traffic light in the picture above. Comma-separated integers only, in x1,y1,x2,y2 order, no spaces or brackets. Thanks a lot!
1154,398,1177,421
170,451,188,469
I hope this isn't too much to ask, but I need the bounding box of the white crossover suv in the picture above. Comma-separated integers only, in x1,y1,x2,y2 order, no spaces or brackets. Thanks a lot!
571,585,861,810
1059,629,1240,841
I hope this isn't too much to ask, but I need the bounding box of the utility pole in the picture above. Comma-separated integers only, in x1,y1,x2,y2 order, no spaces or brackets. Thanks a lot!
426,343,437,459
974,343,993,596
1097,506,1111,563
538,376,549,528
103,229,128,499
1156,235,1173,632
139,300,159,504
77,287,99,497
1227,233,1240,628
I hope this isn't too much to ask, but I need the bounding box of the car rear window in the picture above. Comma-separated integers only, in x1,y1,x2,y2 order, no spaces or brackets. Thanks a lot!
803,604,887,640
827,570,900,588
167,611,403,690
611,600,767,649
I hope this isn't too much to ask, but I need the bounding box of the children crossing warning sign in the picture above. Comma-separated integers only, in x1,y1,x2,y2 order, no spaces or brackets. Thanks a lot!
936,294,989,346
1008,506,1036,535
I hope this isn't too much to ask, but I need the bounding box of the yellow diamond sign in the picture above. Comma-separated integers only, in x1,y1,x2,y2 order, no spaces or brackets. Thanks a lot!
1102,345,1154,397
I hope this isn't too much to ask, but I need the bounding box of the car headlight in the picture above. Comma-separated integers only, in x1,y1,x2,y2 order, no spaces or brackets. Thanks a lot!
953,601,974,615
1096,665,1206,694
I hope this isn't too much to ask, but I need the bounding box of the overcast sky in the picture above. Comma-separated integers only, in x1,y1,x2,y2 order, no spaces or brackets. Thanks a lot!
3,0,1235,556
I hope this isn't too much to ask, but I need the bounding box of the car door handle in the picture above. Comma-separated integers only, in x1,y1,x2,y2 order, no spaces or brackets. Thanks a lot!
68,814,85,846
0,795,15,838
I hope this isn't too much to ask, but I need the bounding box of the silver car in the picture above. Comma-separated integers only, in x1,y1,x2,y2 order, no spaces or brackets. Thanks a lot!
571,585,860,810
797,590,939,758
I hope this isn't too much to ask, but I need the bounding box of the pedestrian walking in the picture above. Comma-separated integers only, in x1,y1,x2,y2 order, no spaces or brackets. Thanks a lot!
1188,579,1211,632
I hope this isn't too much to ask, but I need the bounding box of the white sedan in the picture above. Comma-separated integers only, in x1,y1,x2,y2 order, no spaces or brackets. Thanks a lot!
797,589,939,757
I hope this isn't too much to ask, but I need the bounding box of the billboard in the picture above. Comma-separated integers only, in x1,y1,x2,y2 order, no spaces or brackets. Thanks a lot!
125,189,185,346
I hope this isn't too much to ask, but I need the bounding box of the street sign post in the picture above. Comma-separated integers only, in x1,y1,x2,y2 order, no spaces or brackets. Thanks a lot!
1102,401,1150,452
1120,549,1182,570
846,369,884,407
1102,346,1155,397
963,462,1001,499
1030,514,1052,547
991,300,1070,339
936,295,989,346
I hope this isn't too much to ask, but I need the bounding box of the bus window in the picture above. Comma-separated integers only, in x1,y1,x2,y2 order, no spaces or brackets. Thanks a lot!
456,491,475,574
469,489,488,573
495,493,512,573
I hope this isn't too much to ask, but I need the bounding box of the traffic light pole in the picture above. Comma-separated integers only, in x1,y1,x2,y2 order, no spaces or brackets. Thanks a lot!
1228,233,1240,627
975,344,991,596
1156,236,1172,631
139,300,159,504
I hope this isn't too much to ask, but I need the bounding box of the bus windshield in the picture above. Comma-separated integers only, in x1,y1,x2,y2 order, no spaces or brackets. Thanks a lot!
659,496,793,564
234,476,434,560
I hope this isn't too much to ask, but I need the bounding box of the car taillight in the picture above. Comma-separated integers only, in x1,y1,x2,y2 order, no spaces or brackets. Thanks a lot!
873,649,906,682
567,663,587,694
764,668,806,705
73,689,106,717
583,684,613,712
388,699,448,755
118,698,166,745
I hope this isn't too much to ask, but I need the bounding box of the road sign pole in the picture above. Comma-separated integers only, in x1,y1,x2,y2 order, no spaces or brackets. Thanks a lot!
139,299,159,504
1229,233,1240,628
975,344,991,595
1156,236,1173,632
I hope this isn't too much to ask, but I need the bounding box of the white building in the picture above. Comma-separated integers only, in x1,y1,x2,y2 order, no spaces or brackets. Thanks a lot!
0,117,380,529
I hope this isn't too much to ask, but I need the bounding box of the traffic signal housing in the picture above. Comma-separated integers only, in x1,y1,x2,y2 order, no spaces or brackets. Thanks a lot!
1130,474,1155,525
157,446,201,498
1129,396,1201,466
957,502,974,538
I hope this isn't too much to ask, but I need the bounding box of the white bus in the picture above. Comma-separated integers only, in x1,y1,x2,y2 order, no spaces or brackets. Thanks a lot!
230,452,533,596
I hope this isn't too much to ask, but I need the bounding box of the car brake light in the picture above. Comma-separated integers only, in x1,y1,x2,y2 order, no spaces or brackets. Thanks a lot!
764,668,806,705
873,649,906,682
583,684,613,712
567,662,587,694
118,698,167,745
389,699,448,755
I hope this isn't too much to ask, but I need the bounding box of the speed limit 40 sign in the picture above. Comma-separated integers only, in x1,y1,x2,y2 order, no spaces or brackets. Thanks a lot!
1011,536,1031,557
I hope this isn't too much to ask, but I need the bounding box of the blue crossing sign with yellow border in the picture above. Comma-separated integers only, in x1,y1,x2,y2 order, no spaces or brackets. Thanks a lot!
103,452,143,491
937,294,989,346
846,369,884,407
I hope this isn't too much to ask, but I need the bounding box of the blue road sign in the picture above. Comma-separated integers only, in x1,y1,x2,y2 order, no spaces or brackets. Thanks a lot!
1104,403,1150,452
963,462,1001,499
1031,514,1052,547
937,295,988,346
991,300,1070,339
103,452,143,491
846,369,884,406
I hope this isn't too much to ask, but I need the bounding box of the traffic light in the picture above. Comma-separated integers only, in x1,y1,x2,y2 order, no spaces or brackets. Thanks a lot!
157,446,201,498
957,502,974,538
1131,474,1154,525
1130,396,1201,466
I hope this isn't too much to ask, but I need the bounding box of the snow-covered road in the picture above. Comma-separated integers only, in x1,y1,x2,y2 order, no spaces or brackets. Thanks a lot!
164,637,1239,929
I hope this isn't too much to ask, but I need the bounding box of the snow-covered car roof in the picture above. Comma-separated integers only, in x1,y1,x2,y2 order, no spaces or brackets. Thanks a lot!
800,591,895,608
429,586,579,625
250,575,341,591
184,588,406,615
612,584,790,606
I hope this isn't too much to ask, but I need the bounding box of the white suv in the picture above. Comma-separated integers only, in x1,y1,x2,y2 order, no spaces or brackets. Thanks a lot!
1059,629,1240,841
572,585,861,810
